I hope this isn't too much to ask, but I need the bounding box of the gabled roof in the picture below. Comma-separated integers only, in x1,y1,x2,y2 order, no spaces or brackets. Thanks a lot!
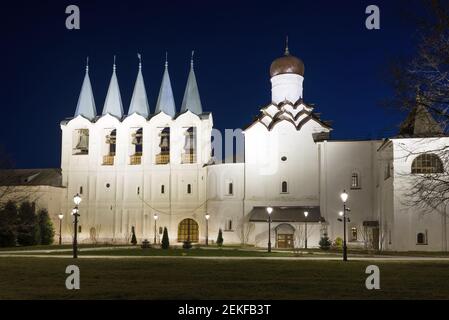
155,61,176,118
102,63,124,119
180,56,203,115
128,62,150,118
0,168,63,187
398,103,444,137
74,65,97,121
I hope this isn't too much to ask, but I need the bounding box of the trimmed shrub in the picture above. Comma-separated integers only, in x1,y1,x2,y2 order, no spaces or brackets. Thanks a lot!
161,227,169,249
0,201,18,247
37,209,54,245
16,202,39,246
333,237,343,249
131,226,137,245
216,228,224,247
319,236,332,250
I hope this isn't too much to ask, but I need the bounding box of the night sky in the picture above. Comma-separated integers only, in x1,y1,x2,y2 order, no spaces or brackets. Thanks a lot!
0,0,419,168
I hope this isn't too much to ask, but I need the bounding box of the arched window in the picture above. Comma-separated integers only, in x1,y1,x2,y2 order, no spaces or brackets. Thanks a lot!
417,232,426,245
411,154,444,174
281,181,288,193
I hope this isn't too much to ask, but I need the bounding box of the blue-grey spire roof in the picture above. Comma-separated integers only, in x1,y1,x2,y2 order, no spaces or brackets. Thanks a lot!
102,58,124,118
128,54,150,117
155,56,176,117
74,60,97,120
180,52,203,115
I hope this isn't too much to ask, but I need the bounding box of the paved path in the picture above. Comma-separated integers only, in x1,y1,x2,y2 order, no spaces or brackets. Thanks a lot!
1,254,449,261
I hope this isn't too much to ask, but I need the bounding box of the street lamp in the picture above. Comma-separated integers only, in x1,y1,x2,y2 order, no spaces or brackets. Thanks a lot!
72,193,81,259
205,214,210,246
266,207,273,253
58,214,64,245
153,213,158,244
340,190,349,261
304,211,308,249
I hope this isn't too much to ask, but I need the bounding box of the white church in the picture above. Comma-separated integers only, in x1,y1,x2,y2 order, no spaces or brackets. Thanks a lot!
2,44,448,252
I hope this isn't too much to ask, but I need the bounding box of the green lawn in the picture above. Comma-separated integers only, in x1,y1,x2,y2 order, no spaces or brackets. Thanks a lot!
41,247,308,257
0,257,448,299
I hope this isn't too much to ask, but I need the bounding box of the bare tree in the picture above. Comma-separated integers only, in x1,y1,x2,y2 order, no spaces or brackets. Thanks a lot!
388,0,449,212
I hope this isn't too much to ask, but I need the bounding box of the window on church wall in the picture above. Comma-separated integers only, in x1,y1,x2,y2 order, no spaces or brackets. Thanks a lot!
225,179,234,196
161,185,165,194
411,154,444,174
182,127,197,164
384,162,392,180
156,127,170,165
130,128,143,165
417,231,428,245
103,129,116,165
225,219,233,231
351,172,361,189
72,129,89,155
351,227,358,241
187,184,192,194
281,181,288,193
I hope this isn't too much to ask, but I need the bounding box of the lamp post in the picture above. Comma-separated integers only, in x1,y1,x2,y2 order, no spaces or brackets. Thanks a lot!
205,214,210,246
153,213,158,244
72,193,82,259
58,214,64,245
304,211,308,249
340,190,349,262
266,207,273,253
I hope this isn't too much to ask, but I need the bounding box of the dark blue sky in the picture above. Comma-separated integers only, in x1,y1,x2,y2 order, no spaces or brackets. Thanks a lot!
0,0,419,168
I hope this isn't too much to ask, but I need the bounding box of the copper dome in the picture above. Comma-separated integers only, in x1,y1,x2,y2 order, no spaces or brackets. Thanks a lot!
270,54,304,78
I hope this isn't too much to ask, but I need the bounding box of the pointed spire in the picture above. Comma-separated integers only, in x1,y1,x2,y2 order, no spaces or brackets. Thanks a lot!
102,56,124,118
180,51,203,115
74,57,97,120
155,53,176,117
128,53,150,118
398,94,443,137
285,36,290,56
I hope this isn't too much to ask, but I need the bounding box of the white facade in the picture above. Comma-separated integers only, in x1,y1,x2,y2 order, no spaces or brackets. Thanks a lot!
52,50,449,251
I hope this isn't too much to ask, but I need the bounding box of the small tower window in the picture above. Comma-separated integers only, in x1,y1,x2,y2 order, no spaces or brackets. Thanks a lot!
187,184,192,194
161,185,165,194
79,186,83,194
228,182,233,195
281,181,288,193
225,220,233,231
351,172,361,189
137,187,140,195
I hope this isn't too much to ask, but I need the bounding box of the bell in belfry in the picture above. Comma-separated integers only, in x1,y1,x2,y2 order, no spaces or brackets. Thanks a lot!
76,129,89,153
160,135,169,149
132,129,143,145
184,127,195,152
184,134,193,151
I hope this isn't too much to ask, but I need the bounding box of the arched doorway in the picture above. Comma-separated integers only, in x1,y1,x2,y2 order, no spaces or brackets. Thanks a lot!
276,223,295,249
178,219,199,243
